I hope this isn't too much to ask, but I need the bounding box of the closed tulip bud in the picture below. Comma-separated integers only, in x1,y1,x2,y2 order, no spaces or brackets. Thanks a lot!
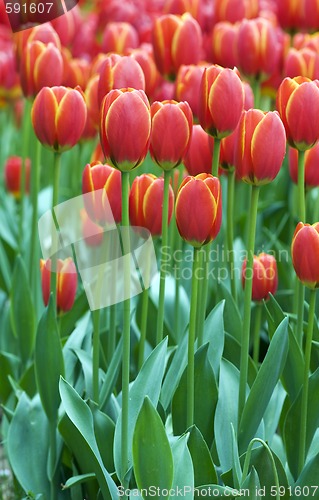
129,173,174,236
199,65,244,139
127,44,161,100
175,173,222,247
152,13,203,81
289,145,319,188
101,22,139,55
211,22,239,70
276,76,319,151
80,209,104,247
82,162,122,225
40,258,77,312
31,86,87,153
97,54,145,106
14,24,61,67
214,0,259,23
4,156,31,198
275,0,304,31
150,99,193,170
100,88,151,172
183,124,214,175
220,130,237,172
242,253,278,302
291,222,319,289
304,0,319,30
175,63,206,118
236,18,281,81
61,49,90,90
284,47,319,81
20,41,63,98
235,109,286,185
0,50,21,106
85,74,100,130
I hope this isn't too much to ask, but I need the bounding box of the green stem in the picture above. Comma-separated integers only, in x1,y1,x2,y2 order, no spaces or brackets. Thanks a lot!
252,77,261,110
29,139,41,291
156,170,171,345
121,171,131,485
298,289,316,475
19,98,32,252
238,185,260,424
212,138,221,177
227,169,237,302
187,246,202,428
50,152,61,302
252,302,263,365
92,309,100,404
197,246,208,348
49,421,57,500
108,304,117,365
138,288,149,370
295,150,306,346
242,438,280,500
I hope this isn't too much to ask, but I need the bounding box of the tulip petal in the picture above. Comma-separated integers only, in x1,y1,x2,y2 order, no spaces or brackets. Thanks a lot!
32,87,58,149
56,89,87,150
292,225,319,287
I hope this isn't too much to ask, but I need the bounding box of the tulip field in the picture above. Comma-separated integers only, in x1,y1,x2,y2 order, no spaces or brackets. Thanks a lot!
2,0,319,498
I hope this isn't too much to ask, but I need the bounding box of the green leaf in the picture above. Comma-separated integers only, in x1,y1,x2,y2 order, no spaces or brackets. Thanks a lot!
7,393,50,497
59,290,89,338
194,485,241,497
238,318,289,451
59,377,118,499
72,348,93,399
132,397,173,499
187,426,217,487
242,467,261,499
160,333,188,411
202,300,225,376
216,282,242,342
114,337,168,480
89,402,115,473
214,359,240,472
0,351,19,402
62,473,96,490
35,295,64,423
172,343,218,445
223,333,257,388
293,452,319,499
100,337,123,409
0,237,12,293
10,255,36,364
171,434,194,499
284,367,319,480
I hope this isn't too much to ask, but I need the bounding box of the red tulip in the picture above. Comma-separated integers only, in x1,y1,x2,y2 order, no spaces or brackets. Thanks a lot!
82,162,122,225
214,0,259,23
242,253,278,302
129,174,174,236
235,109,286,185
4,156,31,198
291,222,319,289
274,0,304,31
199,65,244,139
284,47,319,81
183,124,214,175
97,54,145,106
175,63,206,118
210,22,239,70
175,173,222,247
150,99,193,170
236,18,282,81
276,76,319,151
85,74,100,130
14,24,61,67
61,49,90,90
0,50,21,106
101,22,139,55
100,88,151,172
289,145,319,188
304,0,319,30
20,41,63,98
152,13,203,81
127,44,161,100
31,86,87,153
80,209,104,247
40,258,77,312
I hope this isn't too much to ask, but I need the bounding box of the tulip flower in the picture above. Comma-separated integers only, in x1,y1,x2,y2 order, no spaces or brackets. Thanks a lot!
175,64,206,119
183,124,214,176
128,45,161,100
150,99,193,170
198,65,244,141
236,18,282,82
80,209,104,247
284,47,319,81
14,24,61,67
276,76,319,151
210,22,239,70
4,156,31,198
40,258,77,313
31,86,87,153
97,54,145,106
100,88,151,172
152,13,203,81
304,0,319,30
0,50,21,107
82,162,122,225
275,0,304,31
242,253,278,302
235,109,286,185
289,144,319,189
129,174,174,236
101,22,139,55
175,173,222,247
214,0,259,23
61,49,90,90
20,41,63,99
291,222,319,289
